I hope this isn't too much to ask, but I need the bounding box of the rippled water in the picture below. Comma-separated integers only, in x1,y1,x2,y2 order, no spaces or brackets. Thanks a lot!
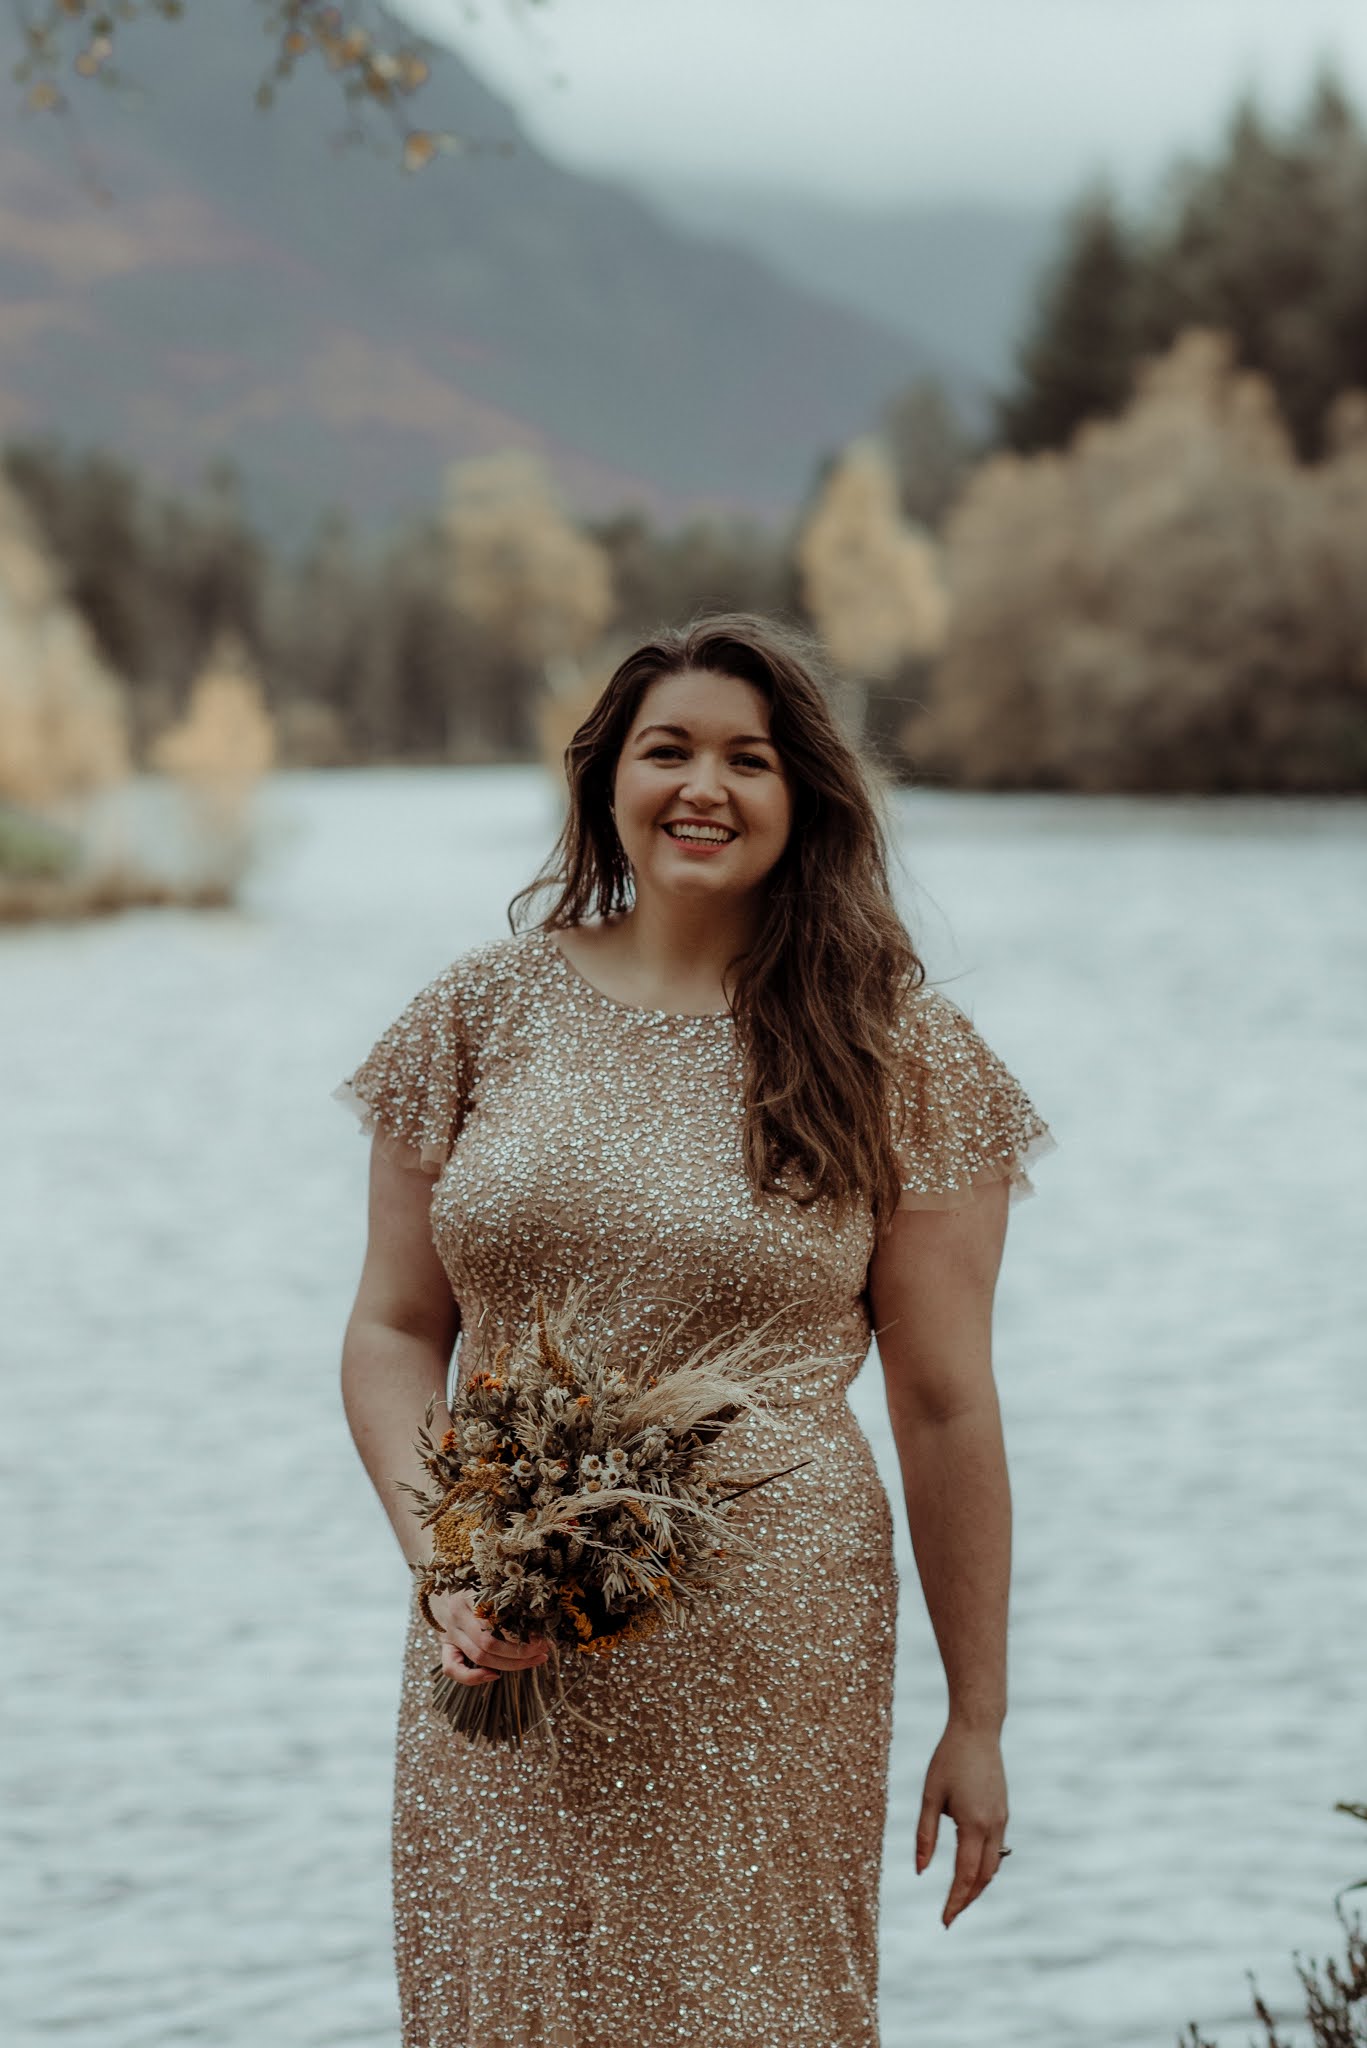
3,769,1364,2048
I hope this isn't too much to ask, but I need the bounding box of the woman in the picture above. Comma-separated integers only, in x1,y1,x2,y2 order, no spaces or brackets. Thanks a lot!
336,613,1052,2048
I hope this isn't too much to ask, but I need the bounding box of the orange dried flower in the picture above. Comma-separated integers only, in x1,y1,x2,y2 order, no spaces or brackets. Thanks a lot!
558,1583,594,1643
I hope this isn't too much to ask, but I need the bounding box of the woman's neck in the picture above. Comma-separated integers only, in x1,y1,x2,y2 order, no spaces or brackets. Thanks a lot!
588,893,762,1011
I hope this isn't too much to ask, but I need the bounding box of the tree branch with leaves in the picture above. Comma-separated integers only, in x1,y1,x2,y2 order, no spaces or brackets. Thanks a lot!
9,0,520,171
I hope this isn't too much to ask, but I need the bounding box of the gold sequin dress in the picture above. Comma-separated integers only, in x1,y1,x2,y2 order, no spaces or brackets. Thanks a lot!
336,929,1052,2048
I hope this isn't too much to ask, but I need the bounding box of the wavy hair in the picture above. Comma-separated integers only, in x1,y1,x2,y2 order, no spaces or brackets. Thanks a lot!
510,614,924,1230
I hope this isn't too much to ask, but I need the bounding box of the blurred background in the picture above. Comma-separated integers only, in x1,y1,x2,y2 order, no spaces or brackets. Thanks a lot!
2,5,1364,2046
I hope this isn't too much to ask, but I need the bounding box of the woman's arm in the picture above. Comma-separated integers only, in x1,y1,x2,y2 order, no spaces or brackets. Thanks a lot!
866,1176,1013,1929
339,1135,550,1687
340,1135,460,1570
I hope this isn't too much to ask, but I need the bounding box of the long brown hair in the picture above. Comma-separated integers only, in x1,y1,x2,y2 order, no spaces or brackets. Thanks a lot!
510,614,924,1230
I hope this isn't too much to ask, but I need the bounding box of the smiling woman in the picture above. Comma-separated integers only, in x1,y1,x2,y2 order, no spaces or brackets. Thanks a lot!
334,611,1054,2047
513,616,959,1225
559,672,795,1008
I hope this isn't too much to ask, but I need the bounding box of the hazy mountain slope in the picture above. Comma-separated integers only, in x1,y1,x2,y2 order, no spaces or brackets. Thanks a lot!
0,14,940,538
643,181,1058,400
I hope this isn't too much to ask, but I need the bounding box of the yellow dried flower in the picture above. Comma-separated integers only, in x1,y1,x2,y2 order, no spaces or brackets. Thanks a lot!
432,1506,475,1566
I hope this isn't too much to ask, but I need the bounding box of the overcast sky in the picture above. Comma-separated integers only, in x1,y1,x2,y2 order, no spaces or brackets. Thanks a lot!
404,0,1367,208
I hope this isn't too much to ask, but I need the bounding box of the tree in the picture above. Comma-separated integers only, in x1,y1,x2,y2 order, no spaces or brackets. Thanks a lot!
444,452,614,666
0,471,131,808
879,377,976,532
3,441,272,754
916,329,1367,794
794,438,950,755
796,438,948,720
997,188,1140,452
443,451,616,755
12,0,482,173
1137,78,1367,456
148,630,277,895
996,75,1367,460
2,443,152,688
590,511,794,637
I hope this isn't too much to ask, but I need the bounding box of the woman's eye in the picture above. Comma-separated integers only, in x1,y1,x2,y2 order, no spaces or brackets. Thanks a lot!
641,744,772,770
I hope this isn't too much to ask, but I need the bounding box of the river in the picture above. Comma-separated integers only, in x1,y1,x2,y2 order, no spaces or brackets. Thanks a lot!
3,768,1364,2047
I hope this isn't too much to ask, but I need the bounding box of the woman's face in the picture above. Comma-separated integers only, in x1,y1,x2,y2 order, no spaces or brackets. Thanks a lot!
611,668,793,908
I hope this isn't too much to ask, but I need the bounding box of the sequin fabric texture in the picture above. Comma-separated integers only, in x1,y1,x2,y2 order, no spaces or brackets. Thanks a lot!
337,929,1052,2048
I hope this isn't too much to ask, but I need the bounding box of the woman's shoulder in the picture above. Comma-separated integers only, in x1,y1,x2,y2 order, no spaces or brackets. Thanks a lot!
421,928,554,1030
891,978,981,1059
888,975,1055,1206
892,976,1040,1097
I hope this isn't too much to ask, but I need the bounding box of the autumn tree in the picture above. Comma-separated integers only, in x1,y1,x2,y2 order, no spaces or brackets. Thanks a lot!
0,472,130,811
796,438,948,746
3,442,271,756
997,75,1367,459
149,630,277,896
918,329,1367,794
444,451,615,754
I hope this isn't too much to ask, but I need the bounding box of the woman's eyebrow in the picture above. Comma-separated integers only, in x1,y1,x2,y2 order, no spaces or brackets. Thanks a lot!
635,723,776,747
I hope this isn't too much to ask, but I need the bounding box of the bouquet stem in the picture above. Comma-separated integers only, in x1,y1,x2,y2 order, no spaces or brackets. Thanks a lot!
429,1658,560,1749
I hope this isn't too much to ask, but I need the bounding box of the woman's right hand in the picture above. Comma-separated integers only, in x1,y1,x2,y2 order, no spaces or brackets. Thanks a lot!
426,1587,550,1688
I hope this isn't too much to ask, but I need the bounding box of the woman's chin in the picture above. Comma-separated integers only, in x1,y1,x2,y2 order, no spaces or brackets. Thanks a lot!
646,861,749,900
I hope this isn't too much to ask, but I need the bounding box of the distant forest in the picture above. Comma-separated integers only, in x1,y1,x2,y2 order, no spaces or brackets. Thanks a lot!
6,73,1367,794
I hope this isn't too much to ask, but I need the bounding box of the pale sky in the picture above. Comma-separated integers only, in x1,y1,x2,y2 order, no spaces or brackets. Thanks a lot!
402,0,1367,207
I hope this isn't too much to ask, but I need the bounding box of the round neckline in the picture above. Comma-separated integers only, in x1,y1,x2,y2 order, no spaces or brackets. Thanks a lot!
545,930,734,1023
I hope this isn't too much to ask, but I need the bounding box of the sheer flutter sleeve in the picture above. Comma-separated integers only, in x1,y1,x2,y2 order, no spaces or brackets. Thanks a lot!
333,964,472,1175
892,986,1055,1211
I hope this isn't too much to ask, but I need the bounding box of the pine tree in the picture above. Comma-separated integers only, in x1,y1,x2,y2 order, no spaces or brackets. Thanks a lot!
996,189,1139,452
1138,83,1367,455
997,74,1367,460
879,377,975,531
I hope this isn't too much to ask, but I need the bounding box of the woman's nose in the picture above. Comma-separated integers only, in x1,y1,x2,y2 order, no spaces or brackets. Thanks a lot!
678,754,727,804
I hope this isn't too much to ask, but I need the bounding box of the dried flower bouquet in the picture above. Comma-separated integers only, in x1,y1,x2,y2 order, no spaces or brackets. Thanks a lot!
403,1291,810,1749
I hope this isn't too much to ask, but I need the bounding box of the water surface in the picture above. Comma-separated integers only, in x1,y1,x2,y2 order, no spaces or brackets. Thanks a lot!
3,769,1363,2047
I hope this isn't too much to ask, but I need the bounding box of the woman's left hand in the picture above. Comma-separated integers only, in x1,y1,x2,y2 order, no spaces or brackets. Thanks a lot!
915,1719,1010,1928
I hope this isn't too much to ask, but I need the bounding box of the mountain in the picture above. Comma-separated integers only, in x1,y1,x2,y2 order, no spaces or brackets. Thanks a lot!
642,181,1059,403
0,13,944,540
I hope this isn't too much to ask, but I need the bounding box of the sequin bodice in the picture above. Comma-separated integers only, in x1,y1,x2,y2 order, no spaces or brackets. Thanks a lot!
339,929,1049,1400
432,938,875,1402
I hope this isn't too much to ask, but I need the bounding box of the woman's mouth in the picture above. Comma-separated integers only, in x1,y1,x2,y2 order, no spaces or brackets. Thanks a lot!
662,821,737,846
